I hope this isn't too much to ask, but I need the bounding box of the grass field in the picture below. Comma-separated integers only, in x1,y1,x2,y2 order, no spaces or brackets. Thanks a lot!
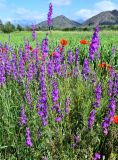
0,30,118,160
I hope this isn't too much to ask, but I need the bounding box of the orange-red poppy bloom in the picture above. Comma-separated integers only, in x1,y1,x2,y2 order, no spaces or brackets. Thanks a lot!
80,39,90,45
2,48,6,53
113,115,118,125
98,63,112,72
98,62,107,69
106,65,112,72
51,52,56,56
60,39,68,46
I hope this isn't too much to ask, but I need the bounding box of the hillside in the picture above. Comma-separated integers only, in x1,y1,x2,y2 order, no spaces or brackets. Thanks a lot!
37,15,81,29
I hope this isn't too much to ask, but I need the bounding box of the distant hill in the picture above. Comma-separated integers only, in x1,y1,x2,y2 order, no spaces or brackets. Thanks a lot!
36,15,81,29
83,10,118,26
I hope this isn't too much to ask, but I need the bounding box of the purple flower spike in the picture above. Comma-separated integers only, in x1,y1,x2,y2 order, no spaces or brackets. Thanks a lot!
26,127,33,147
55,116,62,122
88,109,96,128
47,3,53,29
81,58,89,80
93,153,101,160
89,26,100,61
20,106,27,125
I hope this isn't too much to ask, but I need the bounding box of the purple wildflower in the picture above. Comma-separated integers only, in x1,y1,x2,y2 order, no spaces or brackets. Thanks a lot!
93,83,102,108
47,3,53,30
41,38,48,60
0,59,6,86
88,109,96,128
12,53,18,80
27,63,34,82
68,50,74,64
93,153,101,160
102,98,116,136
32,24,36,40
47,59,54,78
81,58,89,80
19,56,25,79
25,127,33,147
75,48,79,66
65,97,70,114
89,26,100,61
20,106,27,125
25,85,32,108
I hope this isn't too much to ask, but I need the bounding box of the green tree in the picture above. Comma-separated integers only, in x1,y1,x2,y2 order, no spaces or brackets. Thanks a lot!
17,24,23,31
1,21,15,33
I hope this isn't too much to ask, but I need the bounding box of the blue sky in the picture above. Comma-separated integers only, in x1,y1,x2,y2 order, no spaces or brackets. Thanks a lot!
0,0,118,24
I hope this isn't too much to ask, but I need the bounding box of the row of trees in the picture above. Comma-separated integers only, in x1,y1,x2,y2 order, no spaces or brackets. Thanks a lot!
0,22,25,33
1,21,118,33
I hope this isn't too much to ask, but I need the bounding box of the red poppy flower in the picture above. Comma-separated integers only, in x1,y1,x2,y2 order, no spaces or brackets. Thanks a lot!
60,39,68,46
98,62,107,69
80,39,90,45
59,47,63,52
106,65,112,72
2,48,6,53
113,115,118,125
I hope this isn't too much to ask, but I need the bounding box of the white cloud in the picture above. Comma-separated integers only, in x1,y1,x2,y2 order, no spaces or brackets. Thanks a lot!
76,9,99,20
75,0,118,20
14,8,46,23
50,0,72,6
95,0,118,11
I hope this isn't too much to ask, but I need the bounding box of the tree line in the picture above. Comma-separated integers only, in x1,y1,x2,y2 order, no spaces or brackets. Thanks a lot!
0,21,118,33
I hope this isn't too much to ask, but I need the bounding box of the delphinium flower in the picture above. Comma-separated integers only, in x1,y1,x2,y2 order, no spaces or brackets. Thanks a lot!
72,67,79,78
108,98,116,123
93,83,102,108
81,58,89,80
19,55,25,79
88,109,96,129
11,53,18,80
25,127,33,147
102,98,116,136
47,59,54,78
20,106,27,125
72,134,80,148
92,73,96,85
89,26,100,61
32,24,36,40
65,97,70,114
5,58,12,76
107,68,115,97
75,48,79,66
61,64,67,78
25,84,32,108
24,43,31,62
47,3,53,31
51,80,62,122
93,153,101,160
68,50,74,65
37,63,48,126
27,62,34,82
41,38,49,60
0,53,6,86
112,72,118,97
53,47,61,76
